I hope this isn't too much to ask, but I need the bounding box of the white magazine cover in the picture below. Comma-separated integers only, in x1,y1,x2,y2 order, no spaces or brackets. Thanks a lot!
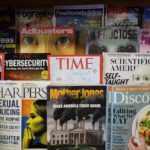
48,55,103,85
103,53,150,85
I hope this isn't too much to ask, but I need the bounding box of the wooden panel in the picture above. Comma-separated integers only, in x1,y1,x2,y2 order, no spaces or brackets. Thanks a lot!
0,0,150,6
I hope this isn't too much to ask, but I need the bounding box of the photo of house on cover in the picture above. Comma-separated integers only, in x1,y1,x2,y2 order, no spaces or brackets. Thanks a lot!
47,86,107,150
0,53,4,80
22,99,47,149
19,27,75,54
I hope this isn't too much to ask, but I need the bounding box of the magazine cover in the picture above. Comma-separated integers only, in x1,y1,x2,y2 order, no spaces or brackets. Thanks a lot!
143,7,150,29
86,27,139,54
55,4,104,54
106,7,141,27
16,6,54,53
103,53,150,85
110,86,150,150
0,81,22,150
106,86,112,150
0,29,16,53
5,53,49,80
16,6,54,29
0,53,4,80
19,27,75,54
48,55,103,85
21,81,49,149
0,6,15,29
140,29,150,53
47,85,107,150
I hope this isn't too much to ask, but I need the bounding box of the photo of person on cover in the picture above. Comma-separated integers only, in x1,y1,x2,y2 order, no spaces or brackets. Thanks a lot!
128,136,147,150
19,27,75,54
22,100,47,149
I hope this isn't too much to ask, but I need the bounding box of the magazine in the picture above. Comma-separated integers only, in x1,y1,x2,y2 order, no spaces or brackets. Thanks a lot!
0,53,4,80
47,85,107,150
103,53,150,85
86,27,139,54
19,27,75,54
0,81,22,150
0,6,15,29
0,29,16,53
5,53,49,80
106,7,141,27
143,7,150,29
140,29,150,53
16,6,54,29
16,6,54,53
110,86,150,150
21,81,49,149
54,4,104,54
48,55,103,85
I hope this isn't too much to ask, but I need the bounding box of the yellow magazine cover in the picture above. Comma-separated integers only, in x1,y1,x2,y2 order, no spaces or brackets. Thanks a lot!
19,27,75,54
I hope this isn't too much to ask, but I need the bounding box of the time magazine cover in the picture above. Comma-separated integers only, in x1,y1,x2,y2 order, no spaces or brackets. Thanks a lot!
0,53,4,80
54,4,104,54
47,85,107,150
0,81,22,150
140,29,150,53
86,27,139,54
21,81,49,149
106,7,141,27
103,53,150,85
5,53,49,80
0,29,16,53
110,86,150,150
19,27,75,54
48,55,103,85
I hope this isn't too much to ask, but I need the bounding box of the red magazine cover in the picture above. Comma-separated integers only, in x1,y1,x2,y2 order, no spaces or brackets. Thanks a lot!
0,53,5,80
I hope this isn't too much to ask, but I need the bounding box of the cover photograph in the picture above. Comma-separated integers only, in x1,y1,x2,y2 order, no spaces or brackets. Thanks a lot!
48,55,103,85
5,53,49,80
54,4,104,54
106,7,141,27
140,29,150,53
16,6,54,29
110,86,150,150
47,85,107,150
103,53,150,85
21,81,49,149
86,27,139,54
143,7,150,29
19,27,75,54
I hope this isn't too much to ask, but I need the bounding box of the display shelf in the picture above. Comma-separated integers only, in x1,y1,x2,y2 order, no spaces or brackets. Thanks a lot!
0,0,150,6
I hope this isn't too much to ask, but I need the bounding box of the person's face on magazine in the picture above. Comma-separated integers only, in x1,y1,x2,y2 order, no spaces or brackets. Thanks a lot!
26,105,45,135
20,34,74,54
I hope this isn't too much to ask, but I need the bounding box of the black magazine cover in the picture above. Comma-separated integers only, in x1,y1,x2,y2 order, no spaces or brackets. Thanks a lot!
47,85,107,150
5,53,49,80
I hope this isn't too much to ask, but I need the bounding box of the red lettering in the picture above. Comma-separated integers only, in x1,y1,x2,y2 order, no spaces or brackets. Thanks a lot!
56,58,65,70
86,58,93,69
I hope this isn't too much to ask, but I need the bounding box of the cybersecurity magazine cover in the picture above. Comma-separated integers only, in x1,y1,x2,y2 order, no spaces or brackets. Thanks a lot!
47,86,107,150
5,53,49,80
